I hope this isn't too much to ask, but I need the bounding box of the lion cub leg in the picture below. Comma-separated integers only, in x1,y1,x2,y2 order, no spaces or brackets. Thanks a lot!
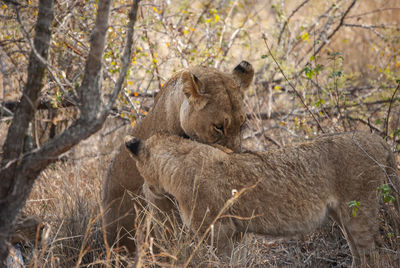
345,208,380,268
331,201,379,268
182,206,237,258
142,184,179,245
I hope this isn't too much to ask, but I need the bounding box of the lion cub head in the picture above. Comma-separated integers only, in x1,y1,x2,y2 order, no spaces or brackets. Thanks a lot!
179,61,254,152
124,134,212,193
124,135,165,193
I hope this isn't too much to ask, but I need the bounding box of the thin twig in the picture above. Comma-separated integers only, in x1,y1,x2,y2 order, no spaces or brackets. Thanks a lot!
143,29,162,91
277,0,310,45
214,0,243,68
122,90,139,119
290,3,336,63
346,116,382,134
103,0,141,114
343,23,385,39
217,0,238,49
343,23,399,30
385,81,400,140
215,28,242,69
347,7,400,18
183,182,259,267
185,0,214,49
15,7,79,106
262,35,324,133
0,103,13,116
351,135,399,196
263,134,281,148
312,0,357,58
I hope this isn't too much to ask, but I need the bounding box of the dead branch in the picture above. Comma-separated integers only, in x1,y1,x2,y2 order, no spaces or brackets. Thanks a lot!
103,0,141,113
289,3,336,60
343,23,400,30
347,7,400,19
0,0,56,262
1,0,55,166
277,0,310,45
385,81,400,140
143,29,163,92
342,23,386,39
312,0,357,58
262,34,325,133
246,111,287,121
0,0,141,264
263,133,282,148
15,6,79,106
346,116,383,134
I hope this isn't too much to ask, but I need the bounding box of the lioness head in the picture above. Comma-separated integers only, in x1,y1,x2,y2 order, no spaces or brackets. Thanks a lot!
179,61,254,152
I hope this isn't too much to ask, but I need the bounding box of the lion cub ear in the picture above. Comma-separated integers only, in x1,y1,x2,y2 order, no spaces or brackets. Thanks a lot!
232,61,254,91
181,70,208,110
124,135,142,159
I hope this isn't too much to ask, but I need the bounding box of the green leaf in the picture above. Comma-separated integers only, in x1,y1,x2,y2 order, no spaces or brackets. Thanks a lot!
348,200,360,207
314,64,324,74
348,200,360,217
302,66,314,79
300,32,310,42
378,184,395,204
314,98,325,108
384,195,395,203
329,71,343,78
261,54,269,59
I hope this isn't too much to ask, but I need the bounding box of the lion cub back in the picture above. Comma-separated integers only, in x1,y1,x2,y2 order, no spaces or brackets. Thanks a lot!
126,132,398,266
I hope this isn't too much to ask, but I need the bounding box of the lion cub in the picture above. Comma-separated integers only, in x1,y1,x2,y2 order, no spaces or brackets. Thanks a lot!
125,132,398,267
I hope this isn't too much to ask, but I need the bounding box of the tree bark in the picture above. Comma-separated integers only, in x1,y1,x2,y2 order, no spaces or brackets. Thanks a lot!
0,0,114,264
0,0,141,262
0,0,55,262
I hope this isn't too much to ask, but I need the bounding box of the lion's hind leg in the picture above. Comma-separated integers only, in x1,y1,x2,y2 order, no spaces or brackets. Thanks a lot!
329,201,379,268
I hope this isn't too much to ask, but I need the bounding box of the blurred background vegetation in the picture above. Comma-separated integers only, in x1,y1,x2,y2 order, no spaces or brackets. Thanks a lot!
0,0,399,266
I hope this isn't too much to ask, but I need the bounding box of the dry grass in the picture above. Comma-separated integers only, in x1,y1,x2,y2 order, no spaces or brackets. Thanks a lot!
2,108,398,267
1,0,399,266
3,76,400,267
1,117,130,267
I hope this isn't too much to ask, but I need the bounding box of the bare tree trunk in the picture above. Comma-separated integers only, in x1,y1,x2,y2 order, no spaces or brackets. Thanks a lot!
0,0,116,263
0,0,55,262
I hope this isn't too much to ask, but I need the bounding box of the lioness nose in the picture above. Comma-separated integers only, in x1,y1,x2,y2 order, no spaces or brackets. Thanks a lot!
224,136,242,152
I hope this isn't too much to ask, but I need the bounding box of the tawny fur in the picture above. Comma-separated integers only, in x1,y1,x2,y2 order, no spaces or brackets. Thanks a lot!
102,61,254,252
125,132,398,267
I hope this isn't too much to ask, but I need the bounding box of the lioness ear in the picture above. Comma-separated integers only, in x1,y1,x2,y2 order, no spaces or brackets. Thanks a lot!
181,70,208,109
232,61,254,91
124,135,141,159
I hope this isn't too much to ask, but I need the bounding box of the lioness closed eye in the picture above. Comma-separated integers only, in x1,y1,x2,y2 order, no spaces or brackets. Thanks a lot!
125,132,398,268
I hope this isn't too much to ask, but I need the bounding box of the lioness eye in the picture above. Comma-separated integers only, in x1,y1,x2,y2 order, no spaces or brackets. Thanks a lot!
213,124,224,134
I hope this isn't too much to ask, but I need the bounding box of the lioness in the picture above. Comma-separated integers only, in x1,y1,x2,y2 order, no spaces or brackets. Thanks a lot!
125,132,398,267
103,61,254,252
